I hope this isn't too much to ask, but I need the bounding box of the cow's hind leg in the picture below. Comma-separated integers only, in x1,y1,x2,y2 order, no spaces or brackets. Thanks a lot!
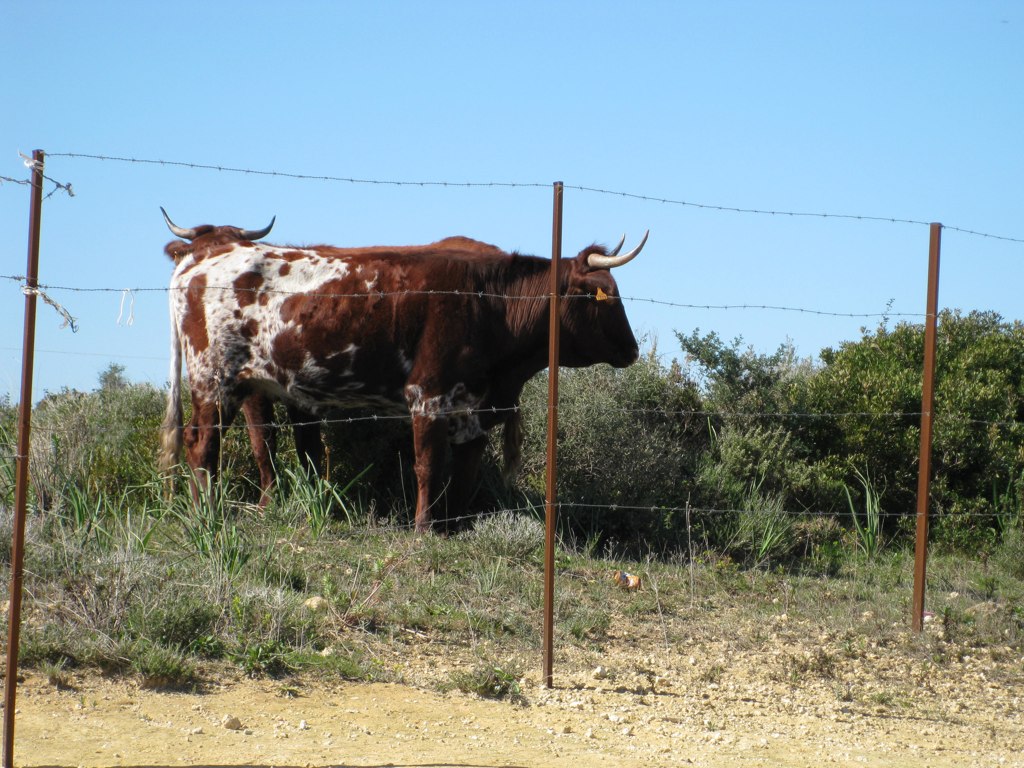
241,394,278,507
288,405,324,478
182,394,240,504
447,436,487,533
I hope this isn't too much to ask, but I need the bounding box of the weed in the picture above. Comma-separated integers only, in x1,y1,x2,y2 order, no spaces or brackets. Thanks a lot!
833,683,854,702
973,575,999,601
166,474,252,578
0,424,16,508
130,640,198,690
472,556,508,596
844,466,884,559
993,472,1023,535
290,647,373,681
59,484,110,547
233,640,292,678
126,588,221,651
699,664,725,684
940,605,974,644
448,660,524,702
564,604,611,642
868,690,896,708
275,462,371,537
39,658,73,690
776,649,838,683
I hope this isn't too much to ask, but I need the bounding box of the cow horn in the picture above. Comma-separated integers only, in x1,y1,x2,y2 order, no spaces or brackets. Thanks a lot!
160,207,198,240
607,234,626,257
587,230,648,269
239,217,276,241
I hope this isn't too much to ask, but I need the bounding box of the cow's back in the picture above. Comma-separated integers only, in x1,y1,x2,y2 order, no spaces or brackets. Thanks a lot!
170,240,510,412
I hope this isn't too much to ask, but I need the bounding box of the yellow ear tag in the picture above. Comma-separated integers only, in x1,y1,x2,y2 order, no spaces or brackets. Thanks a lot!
596,287,609,302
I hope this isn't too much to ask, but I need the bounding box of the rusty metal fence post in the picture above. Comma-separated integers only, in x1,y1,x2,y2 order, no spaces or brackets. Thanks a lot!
542,181,564,687
912,222,942,633
4,149,46,768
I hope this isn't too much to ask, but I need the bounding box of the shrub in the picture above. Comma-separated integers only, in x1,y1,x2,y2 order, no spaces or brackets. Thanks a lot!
29,365,166,507
126,586,222,652
516,346,704,551
809,311,1024,549
461,511,545,563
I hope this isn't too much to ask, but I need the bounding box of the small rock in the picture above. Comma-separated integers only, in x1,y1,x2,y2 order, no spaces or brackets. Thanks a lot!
222,715,242,731
298,719,310,730
303,596,328,611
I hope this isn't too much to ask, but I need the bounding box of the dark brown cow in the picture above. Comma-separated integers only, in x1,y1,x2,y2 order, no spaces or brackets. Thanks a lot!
161,209,322,504
158,211,646,532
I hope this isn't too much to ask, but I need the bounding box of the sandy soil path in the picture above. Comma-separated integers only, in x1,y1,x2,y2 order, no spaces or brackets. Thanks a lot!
11,662,1024,768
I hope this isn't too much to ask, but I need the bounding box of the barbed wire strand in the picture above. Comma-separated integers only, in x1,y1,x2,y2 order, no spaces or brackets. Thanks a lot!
5,479,1000,531
0,275,925,322
45,152,545,191
45,152,1024,244
19,403,1024,440
173,500,1001,534
16,152,75,199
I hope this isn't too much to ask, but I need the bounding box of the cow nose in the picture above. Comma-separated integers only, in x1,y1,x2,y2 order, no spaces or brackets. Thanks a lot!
614,343,640,368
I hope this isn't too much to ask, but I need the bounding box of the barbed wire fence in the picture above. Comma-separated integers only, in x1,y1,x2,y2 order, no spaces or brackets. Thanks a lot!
3,152,1024,595
3,149,1024,753
4,152,1024,495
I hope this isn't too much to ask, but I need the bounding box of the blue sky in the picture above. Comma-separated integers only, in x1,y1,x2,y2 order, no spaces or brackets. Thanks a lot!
2,1,1022,401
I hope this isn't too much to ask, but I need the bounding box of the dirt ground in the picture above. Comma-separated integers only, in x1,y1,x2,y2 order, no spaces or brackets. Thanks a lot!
9,614,1024,768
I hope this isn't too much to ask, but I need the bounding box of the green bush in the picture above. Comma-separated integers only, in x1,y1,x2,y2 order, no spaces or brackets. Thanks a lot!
516,347,704,551
29,365,166,506
808,311,1024,549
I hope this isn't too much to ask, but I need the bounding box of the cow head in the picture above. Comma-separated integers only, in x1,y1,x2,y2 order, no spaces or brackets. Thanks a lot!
559,231,647,368
161,207,276,263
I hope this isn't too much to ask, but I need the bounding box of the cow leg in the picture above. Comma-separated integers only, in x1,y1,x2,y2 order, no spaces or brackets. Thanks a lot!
241,394,278,507
447,436,487,532
288,405,323,478
410,413,449,534
182,395,239,503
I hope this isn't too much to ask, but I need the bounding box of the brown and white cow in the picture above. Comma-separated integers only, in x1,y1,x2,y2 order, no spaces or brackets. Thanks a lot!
158,210,646,532
161,210,322,505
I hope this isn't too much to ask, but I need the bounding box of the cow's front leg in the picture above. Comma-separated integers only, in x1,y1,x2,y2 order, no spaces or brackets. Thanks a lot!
410,412,449,534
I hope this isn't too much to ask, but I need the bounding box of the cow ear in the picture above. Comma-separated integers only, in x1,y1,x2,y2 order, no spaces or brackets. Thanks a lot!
164,240,192,264
571,247,602,274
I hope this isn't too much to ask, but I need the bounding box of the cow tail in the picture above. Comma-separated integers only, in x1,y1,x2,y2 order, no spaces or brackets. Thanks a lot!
158,308,184,476
501,402,523,482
